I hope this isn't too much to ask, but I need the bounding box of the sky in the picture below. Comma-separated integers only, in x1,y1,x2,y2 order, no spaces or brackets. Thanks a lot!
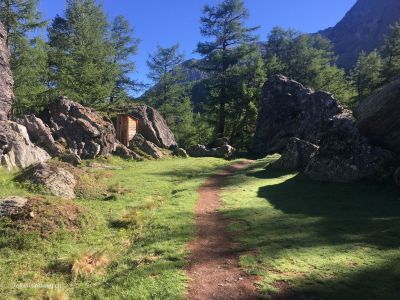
37,0,357,91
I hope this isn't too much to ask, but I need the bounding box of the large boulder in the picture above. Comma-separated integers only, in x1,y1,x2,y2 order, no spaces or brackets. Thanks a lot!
0,196,28,218
187,143,234,158
172,146,189,158
129,105,177,149
0,22,13,121
27,163,77,200
304,113,395,182
354,78,400,155
41,97,118,159
254,75,395,182
129,134,165,159
271,138,319,172
253,75,342,156
0,121,51,170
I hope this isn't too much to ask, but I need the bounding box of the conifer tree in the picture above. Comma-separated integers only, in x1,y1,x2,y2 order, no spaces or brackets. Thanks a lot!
0,0,48,115
110,15,140,102
351,50,383,102
196,0,259,137
48,0,117,106
146,44,184,107
263,27,354,103
0,0,45,48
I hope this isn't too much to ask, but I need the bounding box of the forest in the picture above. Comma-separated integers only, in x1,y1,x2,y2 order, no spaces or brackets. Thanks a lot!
3,0,399,149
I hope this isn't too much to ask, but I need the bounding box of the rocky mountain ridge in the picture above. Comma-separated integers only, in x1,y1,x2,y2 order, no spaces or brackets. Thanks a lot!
319,0,400,68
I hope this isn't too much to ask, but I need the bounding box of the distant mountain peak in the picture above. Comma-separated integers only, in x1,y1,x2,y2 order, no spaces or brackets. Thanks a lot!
319,0,400,69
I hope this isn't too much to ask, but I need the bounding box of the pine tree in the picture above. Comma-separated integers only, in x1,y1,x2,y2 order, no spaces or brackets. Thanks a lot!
146,44,184,107
382,22,400,83
48,0,118,106
351,50,383,102
196,0,259,137
110,15,140,103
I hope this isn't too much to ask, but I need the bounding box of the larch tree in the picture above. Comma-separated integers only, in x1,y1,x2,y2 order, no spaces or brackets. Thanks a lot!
48,0,118,106
146,44,185,107
0,0,49,115
351,50,383,102
110,15,140,103
146,44,198,148
196,0,259,137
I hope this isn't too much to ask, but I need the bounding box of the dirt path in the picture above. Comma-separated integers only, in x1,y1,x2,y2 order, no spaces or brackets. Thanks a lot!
186,161,262,300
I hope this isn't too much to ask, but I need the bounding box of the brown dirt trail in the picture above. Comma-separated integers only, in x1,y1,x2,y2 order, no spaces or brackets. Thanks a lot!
186,161,262,300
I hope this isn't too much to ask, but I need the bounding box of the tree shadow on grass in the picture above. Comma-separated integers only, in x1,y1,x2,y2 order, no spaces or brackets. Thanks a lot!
224,165,400,299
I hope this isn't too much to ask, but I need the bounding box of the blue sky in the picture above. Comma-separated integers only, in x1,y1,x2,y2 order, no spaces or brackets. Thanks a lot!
38,0,357,91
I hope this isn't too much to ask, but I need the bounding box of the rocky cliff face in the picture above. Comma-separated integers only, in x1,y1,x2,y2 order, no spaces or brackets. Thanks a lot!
319,0,400,69
0,22,13,120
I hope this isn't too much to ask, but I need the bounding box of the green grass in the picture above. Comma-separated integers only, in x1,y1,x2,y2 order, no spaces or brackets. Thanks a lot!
222,156,400,300
0,157,230,300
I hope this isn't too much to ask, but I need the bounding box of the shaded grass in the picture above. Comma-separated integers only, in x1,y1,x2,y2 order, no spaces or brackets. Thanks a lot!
0,157,230,299
222,156,400,300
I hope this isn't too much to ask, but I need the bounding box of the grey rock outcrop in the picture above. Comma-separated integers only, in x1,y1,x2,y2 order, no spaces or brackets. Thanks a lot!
129,134,165,159
271,138,318,172
304,118,395,182
172,147,189,158
0,121,51,170
187,143,234,158
254,75,395,182
18,114,63,156
41,97,118,159
129,105,177,149
0,22,14,120
114,143,142,161
355,78,400,155
253,75,342,156
0,196,28,218
28,163,77,199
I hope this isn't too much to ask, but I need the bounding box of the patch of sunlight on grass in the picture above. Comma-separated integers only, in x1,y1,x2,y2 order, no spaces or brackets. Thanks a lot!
0,157,231,300
222,156,400,300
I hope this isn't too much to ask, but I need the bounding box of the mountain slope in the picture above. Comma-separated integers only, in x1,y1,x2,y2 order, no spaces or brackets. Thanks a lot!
319,0,400,69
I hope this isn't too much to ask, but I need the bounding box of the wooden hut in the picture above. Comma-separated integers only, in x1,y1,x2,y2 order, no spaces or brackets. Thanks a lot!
116,114,139,146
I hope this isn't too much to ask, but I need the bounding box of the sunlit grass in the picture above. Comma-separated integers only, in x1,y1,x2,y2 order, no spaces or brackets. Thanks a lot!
0,157,230,299
222,156,400,300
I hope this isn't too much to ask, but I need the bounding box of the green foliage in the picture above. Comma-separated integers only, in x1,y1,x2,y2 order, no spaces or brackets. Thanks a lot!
12,37,51,115
197,0,259,137
263,27,355,103
351,50,383,103
0,0,49,116
0,0,45,48
109,15,140,103
0,157,230,299
48,0,118,106
146,44,185,107
145,44,205,148
382,22,400,83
